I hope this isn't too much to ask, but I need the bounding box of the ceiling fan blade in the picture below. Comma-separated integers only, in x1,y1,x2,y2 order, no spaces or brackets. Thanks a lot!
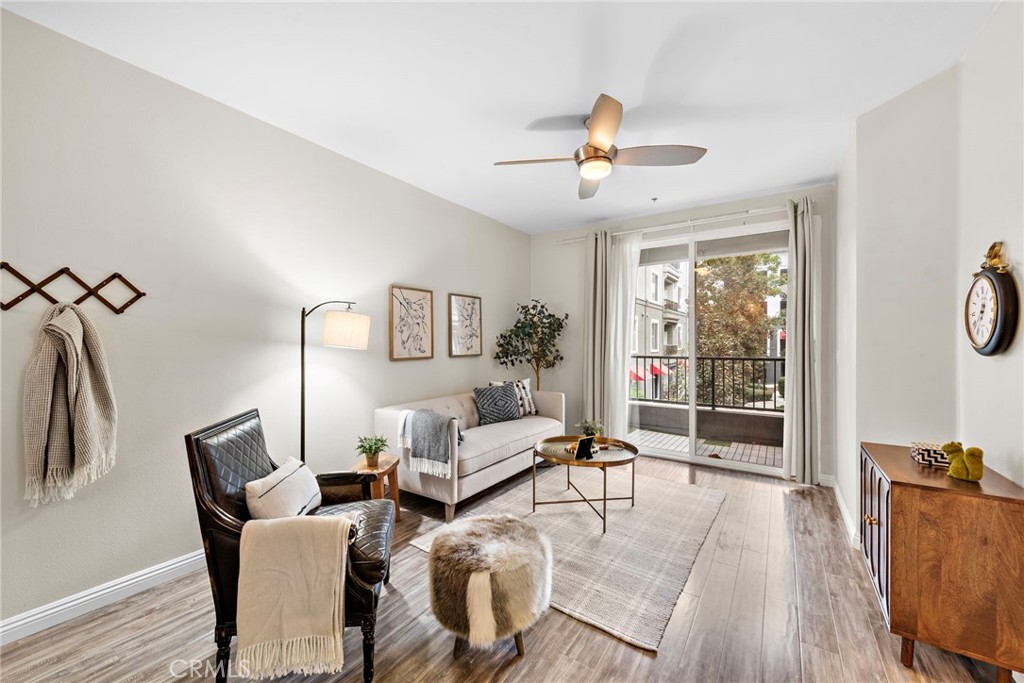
615,145,707,166
494,157,575,166
578,178,600,200
587,94,623,152
526,115,588,132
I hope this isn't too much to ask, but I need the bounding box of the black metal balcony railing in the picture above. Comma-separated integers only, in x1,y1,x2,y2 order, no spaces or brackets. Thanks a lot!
662,299,680,311
629,354,785,412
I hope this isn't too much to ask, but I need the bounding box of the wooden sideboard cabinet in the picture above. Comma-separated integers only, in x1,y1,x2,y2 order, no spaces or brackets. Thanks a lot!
860,442,1024,682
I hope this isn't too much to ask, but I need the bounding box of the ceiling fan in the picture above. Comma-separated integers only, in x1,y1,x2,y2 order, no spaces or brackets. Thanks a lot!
494,93,707,200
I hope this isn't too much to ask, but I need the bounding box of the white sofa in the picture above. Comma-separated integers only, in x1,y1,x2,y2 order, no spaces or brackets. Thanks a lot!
374,390,564,522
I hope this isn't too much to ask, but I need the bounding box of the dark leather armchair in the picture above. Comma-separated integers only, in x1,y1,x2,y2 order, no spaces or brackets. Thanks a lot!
185,409,394,683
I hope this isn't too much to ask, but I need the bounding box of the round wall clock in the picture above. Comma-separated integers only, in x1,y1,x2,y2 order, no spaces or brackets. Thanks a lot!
964,243,1018,356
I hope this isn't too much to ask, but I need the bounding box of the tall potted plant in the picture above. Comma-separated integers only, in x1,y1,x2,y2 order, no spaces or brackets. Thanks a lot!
493,299,568,390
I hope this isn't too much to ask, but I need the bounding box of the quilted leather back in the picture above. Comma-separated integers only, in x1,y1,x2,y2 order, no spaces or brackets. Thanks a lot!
188,410,275,522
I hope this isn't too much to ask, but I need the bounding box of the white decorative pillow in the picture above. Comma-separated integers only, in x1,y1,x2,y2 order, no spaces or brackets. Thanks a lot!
489,378,537,416
245,457,321,519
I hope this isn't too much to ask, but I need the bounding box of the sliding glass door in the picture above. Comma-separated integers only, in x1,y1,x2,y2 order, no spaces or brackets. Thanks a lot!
628,225,788,475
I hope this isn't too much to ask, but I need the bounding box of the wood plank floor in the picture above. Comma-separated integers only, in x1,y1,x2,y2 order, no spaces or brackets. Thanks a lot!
0,458,997,683
629,429,784,469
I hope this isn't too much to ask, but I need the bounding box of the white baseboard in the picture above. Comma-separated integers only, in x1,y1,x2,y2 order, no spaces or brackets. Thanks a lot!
825,478,860,547
0,549,205,645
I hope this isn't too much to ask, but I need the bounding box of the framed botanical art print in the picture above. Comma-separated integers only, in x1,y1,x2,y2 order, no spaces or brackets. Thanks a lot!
389,285,434,361
448,293,482,357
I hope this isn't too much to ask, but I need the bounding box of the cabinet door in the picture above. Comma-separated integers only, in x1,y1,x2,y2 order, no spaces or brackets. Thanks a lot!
861,448,890,622
873,470,891,619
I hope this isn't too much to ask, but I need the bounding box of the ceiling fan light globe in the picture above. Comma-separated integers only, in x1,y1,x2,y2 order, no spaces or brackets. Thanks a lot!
579,157,612,180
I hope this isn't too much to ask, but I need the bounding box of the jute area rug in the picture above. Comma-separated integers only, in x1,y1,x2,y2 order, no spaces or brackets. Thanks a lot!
410,465,726,651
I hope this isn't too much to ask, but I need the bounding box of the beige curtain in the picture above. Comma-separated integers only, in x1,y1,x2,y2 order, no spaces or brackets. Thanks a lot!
583,230,641,438
582,231,609,425
782,197,822,484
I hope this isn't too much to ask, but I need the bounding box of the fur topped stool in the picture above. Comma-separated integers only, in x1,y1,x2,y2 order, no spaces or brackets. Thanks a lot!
429,515,552,658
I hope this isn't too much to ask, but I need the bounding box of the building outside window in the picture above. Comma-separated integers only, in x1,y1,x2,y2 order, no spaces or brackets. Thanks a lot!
632,316,639,353
650,319,660,353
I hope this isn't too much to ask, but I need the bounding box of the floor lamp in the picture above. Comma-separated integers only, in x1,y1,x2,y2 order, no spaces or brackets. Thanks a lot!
301,300,371,462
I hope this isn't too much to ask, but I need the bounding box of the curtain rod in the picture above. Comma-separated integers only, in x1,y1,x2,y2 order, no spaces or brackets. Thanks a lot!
556,205,790,245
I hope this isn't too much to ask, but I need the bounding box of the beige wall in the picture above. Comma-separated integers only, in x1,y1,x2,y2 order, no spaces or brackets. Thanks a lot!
956,0,1024,485
834,2,1024,534
834,128,859,524
1,13,530,619
855,68,961,445
530,184,838,480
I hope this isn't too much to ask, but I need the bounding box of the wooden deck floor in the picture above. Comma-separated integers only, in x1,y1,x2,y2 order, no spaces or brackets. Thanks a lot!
0,459,993,683
630,428,784,469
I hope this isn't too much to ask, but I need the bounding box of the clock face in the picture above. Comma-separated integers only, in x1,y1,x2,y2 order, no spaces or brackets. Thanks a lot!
966,276,997,347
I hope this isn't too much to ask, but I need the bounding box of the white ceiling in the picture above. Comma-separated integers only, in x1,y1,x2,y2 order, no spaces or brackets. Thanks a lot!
5,2,996,234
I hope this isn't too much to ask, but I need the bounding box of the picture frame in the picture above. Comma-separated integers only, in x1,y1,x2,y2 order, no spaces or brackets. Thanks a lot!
448,293,483,357
389,285,434,361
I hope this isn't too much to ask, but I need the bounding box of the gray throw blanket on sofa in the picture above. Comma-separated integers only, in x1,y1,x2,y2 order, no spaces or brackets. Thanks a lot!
23,303,117,507
400,409,454,479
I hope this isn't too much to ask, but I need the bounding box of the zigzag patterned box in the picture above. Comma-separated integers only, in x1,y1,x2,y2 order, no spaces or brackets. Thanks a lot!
911,441,950,469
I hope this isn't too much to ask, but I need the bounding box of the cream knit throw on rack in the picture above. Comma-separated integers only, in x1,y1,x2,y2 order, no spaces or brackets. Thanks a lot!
237,515,353,677
24,303,117,507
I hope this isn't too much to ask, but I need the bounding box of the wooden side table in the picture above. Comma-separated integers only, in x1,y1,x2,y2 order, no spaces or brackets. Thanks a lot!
354,452,401,522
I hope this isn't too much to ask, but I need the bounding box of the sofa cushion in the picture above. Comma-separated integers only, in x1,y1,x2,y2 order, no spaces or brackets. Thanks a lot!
244,457,321,519
458,415,563,476
474,384,521,425
489,378,537,416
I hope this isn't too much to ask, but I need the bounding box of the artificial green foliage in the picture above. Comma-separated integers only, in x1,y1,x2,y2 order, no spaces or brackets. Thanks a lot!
576,418,603,437
777,376,786,398
493,299,568,390
356,434,389,457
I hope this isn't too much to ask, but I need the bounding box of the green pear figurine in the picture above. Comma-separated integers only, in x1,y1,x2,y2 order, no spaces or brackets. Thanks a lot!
963,447,985,481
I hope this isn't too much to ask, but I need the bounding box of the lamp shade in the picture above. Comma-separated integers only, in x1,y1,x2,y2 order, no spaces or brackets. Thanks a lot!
322,310,371,350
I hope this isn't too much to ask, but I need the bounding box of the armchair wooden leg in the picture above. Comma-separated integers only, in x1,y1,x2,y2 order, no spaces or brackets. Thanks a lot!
214,627,231,683
445,504,455,523
361,614,376,683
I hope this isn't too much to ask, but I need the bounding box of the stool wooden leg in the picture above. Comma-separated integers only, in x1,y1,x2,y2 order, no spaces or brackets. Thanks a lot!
996,668,1012,683
514,632,525,657
453,636,467,660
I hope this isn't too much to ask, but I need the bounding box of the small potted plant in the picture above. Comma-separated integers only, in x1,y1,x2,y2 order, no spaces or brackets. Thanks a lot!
356,434,389,469
576,418,603,437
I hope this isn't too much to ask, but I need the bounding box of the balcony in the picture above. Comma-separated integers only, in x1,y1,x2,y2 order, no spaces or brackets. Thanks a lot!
663,264,680,283
627,354,785,468
662,300,682,322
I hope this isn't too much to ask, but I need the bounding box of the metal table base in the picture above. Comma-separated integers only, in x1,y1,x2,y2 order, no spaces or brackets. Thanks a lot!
531,457,635,533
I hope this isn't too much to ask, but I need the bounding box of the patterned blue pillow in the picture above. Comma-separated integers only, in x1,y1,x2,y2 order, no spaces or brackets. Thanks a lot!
474,384,521,425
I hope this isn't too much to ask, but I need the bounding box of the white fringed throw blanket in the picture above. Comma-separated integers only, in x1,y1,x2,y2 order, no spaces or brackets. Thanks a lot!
23,303,117,507
237,515,353,677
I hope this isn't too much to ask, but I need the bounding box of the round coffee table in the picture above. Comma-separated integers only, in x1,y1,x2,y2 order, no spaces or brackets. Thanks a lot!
532,435,639,533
